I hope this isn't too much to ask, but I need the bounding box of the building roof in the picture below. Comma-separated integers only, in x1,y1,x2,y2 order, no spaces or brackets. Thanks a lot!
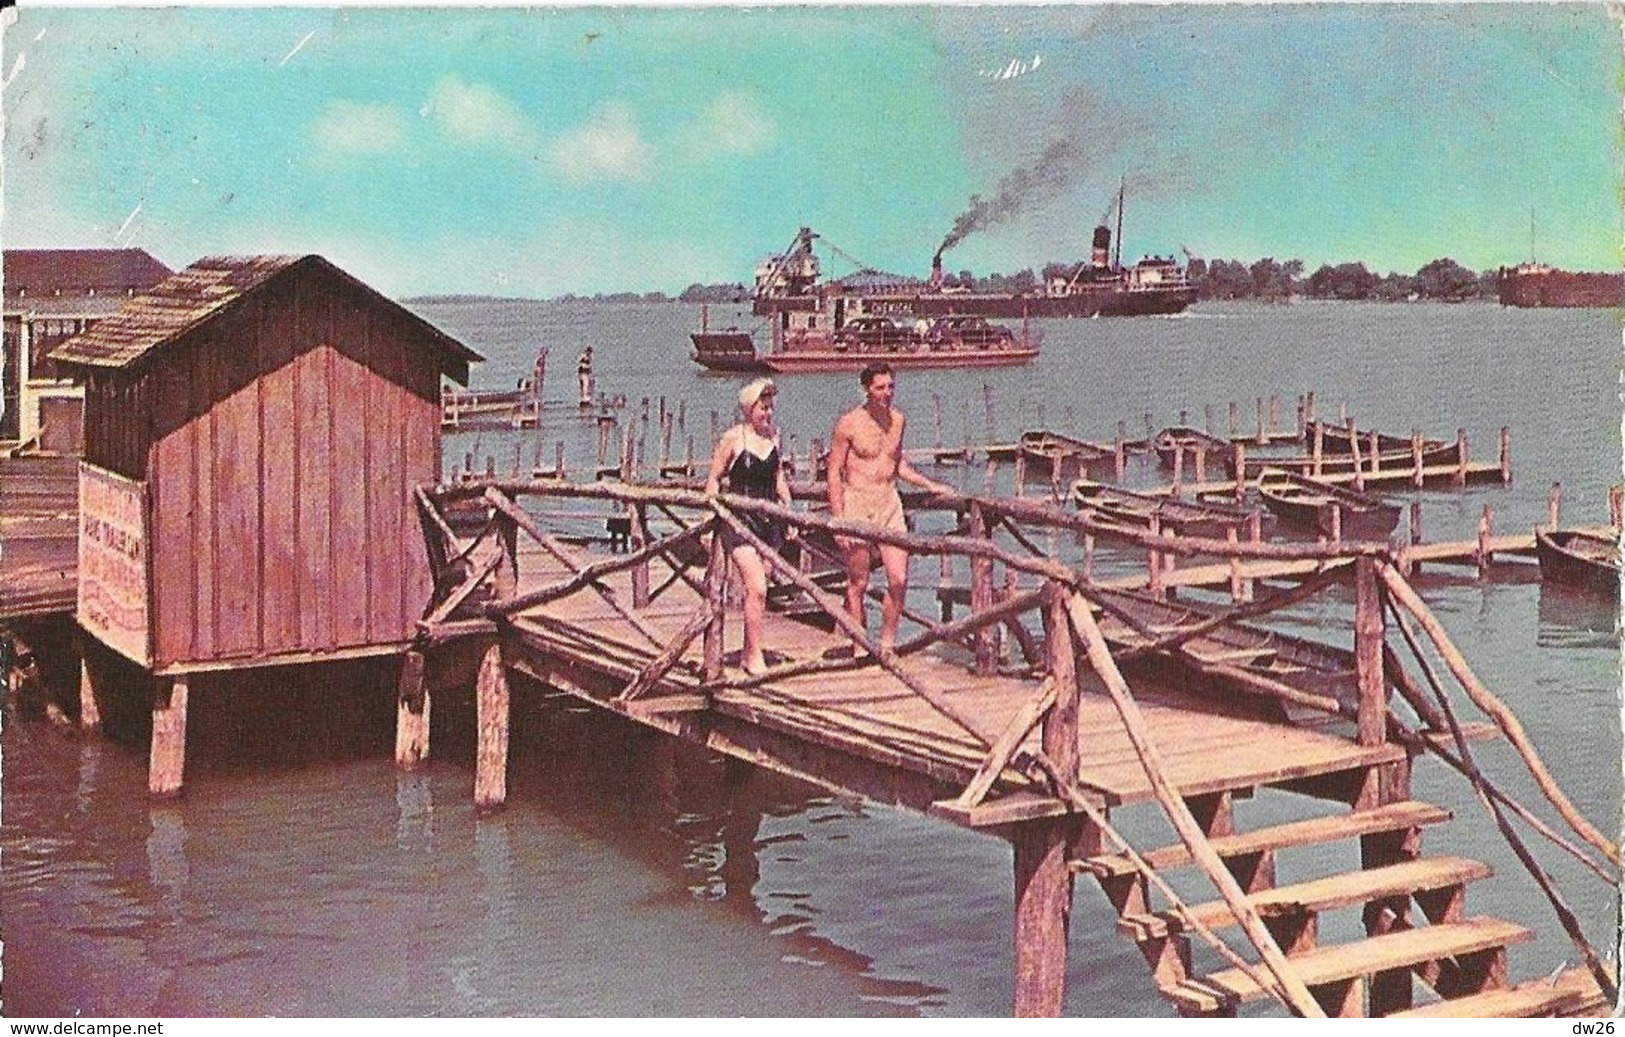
3,248,172,298
50,254,482,373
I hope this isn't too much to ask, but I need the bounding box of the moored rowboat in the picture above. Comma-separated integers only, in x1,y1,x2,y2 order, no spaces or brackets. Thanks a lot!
1534,528,1620,597
1256,468,1400,540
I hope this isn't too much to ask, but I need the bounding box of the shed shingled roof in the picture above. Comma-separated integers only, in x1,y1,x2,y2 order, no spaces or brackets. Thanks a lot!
49,254,482,373
3,248,173,296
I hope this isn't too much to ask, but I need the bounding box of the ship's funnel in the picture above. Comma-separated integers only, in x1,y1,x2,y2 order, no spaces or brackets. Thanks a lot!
930,252,944,290
1091,225,1111,269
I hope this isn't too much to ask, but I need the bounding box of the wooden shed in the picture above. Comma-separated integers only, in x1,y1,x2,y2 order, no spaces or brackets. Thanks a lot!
51,255,479,790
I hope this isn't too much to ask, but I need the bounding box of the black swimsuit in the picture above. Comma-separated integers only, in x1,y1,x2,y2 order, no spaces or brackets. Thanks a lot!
722,442,785,553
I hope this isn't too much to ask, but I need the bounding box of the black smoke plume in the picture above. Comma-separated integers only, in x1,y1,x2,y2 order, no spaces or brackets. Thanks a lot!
937,138,1088,258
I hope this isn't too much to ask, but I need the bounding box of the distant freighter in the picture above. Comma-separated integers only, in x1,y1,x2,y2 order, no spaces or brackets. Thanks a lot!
1497,262,1624,308
750,220,1196,322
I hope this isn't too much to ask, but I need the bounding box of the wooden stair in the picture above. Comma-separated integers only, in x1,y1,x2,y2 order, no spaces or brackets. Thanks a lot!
1169,917,1534,1014
1388,965,1605,1018
1076,766,1607,1018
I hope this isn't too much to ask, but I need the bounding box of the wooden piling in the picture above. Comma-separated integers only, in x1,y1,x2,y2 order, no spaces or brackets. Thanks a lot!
1012,583,1083,1017
1228,400,1238,438
1227,527,1244,604
702,531,725,682
1013,452,1027,499
1147,512,1164,600
1346,417,1364,491
1305,390,1316,427
1477,505,1494,577
1193,443,1207,485
970,502,996,676
1367,430,1381,474
1547,481,1563,529
1353,557,1385,747
1232,442,1246,502
395,649,429,767
1411,430,1425,489
1311,422,1323,477
1499,426,1511,484
475,641,510,810
1255,397,1266,445
1611,485,1623,529
78,658,101,733
149,675,188,797
631,503,651,607
1454,428,1469,487
1269,393,1281,435
556,442,566,480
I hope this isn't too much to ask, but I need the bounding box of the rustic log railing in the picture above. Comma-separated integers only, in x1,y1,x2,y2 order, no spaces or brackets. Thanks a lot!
412,476,1615,1015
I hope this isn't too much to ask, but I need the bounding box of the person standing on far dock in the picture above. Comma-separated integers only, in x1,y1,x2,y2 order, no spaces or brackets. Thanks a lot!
705,377,792,676
827,361,953,654
576,345,594,408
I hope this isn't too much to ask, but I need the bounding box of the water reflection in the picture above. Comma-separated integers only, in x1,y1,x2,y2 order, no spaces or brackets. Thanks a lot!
145,807,189,894
394,770,435,853
1537,582,1621,649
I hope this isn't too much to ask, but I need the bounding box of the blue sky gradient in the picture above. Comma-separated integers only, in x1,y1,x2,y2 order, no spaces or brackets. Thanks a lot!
3,4,1619,297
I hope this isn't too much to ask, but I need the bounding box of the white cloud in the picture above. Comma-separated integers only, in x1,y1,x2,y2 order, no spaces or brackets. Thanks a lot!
313,100,406,156
550,102,651,184
422,75,533,149
699,92,775,155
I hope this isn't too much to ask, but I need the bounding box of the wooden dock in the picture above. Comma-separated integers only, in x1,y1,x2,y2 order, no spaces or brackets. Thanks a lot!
0,454,79,620
398,478,1615,1018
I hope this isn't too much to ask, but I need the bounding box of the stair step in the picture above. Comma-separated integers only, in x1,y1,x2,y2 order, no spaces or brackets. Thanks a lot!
1386,970,1595,1018
1168,916,1535,1014
1078,800,1452,880
1120,856,1491,941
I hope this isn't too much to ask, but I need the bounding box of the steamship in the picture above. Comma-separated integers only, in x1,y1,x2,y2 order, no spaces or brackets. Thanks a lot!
748,220,1196,323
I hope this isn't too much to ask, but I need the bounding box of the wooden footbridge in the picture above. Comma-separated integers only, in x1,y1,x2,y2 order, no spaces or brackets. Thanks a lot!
407,476,1617,1018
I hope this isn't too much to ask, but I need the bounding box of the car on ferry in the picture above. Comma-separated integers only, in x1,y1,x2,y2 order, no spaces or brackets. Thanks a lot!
832,316,918,352
925,315,1017,350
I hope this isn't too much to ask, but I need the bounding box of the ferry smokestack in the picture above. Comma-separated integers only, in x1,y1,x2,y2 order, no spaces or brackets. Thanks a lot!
1091,225,1111,269
931,251,944,290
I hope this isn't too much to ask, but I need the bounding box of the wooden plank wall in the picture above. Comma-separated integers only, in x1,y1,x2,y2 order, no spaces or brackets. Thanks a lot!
145,265,443,670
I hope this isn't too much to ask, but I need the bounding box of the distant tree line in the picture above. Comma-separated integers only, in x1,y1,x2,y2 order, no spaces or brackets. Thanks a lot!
933,256,1498,302
513,258,1499,304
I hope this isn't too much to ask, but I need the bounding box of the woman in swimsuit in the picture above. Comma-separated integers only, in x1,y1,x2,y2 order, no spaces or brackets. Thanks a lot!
704,377,792,675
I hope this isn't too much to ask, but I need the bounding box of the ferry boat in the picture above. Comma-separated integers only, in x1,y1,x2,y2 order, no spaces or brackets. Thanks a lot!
690,307,1039,374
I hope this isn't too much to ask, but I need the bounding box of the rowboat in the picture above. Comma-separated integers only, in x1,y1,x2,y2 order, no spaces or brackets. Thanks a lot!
1255,468,1400,540
1071,479,1262,538
1303,419,1418,454
1088,587,1366,726
1219,439,1464,479
1018,430,1116,482
1152,426,1230,471
1534,528,1620,598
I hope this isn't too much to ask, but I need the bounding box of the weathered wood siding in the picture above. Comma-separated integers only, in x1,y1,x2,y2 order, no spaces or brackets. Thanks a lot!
138,264,442,671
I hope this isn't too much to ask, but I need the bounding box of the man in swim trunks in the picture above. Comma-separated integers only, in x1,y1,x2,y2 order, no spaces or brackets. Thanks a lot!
827,361,954,653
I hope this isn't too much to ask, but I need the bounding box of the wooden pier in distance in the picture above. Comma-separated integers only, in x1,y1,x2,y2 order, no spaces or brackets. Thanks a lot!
400,476,1615,1018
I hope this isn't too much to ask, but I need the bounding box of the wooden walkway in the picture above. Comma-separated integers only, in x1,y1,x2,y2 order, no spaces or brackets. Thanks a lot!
499,539,1403,817
0,455,79,621
405,479,1615,1018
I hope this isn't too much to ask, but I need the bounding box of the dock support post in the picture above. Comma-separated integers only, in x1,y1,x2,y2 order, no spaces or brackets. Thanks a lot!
474,642,510,811
1476,505,1494,578
1013,452,1027,498
702,532,726,683
1367,431,1381,475
1311,421,1324,477
395,649,429,767
1411,431,1425,489
1170,446,1184,498
1227,527,1244,604
1255,397,1266,445
1113,425,1126,482
1346,417,1364,491
1611,485,1623,529
1305,390,1316,427
631,503,651,607
1012,583,1082,1018
1546,481,1562,529
79,656,102,733
1454,428,1469,487
149,674,188,797
1204,403,1215,436
1193,443,1207,485
1232,442,1246,502
970,503,996,676
1354,557,1386,747
1499,426,1511,485
1146,512,1164,600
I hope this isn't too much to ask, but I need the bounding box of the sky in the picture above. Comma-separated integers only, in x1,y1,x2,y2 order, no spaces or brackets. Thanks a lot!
1,4,1620,298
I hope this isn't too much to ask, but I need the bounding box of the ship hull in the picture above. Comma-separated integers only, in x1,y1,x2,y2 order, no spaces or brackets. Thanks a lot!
1498,268,1623,308
759,347,1037,374
754,284,1195,319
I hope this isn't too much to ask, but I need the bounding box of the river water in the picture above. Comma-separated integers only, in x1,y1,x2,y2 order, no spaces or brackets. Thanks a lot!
3,300,1619,1017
